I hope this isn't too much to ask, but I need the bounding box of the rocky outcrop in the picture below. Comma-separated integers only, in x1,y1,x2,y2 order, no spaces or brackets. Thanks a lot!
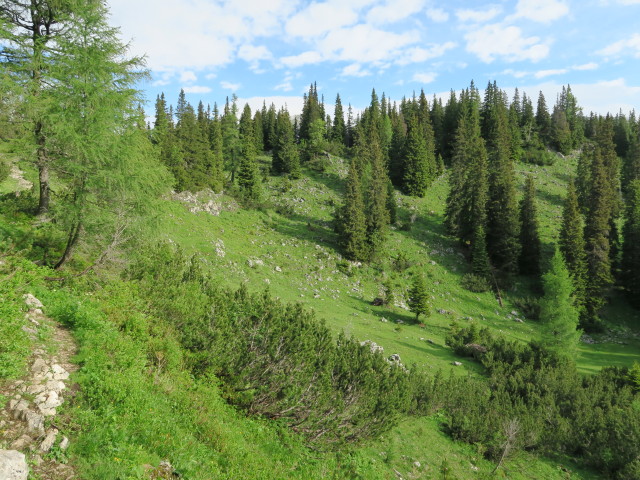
0,450,28,480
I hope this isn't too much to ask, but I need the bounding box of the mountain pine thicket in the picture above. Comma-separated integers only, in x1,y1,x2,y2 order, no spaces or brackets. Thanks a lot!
1,2,640,478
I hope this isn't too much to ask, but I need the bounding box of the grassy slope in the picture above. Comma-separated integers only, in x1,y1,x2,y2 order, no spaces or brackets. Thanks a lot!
3,150,636,479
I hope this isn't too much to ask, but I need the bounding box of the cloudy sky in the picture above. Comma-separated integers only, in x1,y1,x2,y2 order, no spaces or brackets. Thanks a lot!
108,0,640,116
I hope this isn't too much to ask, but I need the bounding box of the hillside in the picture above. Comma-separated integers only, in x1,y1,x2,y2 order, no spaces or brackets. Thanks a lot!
3,147,638,479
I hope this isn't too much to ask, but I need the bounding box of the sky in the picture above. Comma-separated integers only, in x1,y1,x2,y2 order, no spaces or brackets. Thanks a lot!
107,0,640,118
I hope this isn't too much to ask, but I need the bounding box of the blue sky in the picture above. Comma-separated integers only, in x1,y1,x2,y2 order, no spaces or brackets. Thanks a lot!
107,0,640,117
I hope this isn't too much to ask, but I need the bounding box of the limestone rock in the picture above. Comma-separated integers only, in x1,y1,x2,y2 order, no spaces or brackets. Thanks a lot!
59,436,69,451
10,435,32,450
39,429,58,452
24,410,45,434
23,293,43,309
452,361,463,366
0,450,29,480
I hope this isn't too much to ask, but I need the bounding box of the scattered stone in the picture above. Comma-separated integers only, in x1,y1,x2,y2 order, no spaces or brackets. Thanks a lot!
0,450,29,480
275,266,282,272
581,334,596,344
24,411,45,434
437,309,451,315
372,297,384,306
360,340,384,355
388,354,401,363
31,358,47,374
514,318,524,323
464,343,487,354
396,319,404,324
511,310,518,316
427,339,435,345
59,436,70,451
39,429,58,452
380,317,388,323
452,361,463,366
413,461,421,468
24,293,44,309
10,435,32,450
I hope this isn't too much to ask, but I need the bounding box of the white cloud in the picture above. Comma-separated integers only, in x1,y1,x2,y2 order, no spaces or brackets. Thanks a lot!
179,71,198,83
426,8,449,23
341,63,371,77
512,0,569,23
465,24,549,63
274,81,294,92
237,95,306,117
151,71,174,87
501,68,529,78
285,2,359,39
318,24,420,63
456,6,502,23
534,68,568,78
183,85,212,94
205,73,218,80
366,0,426,25
573,62,598,71
396,42,457,65
281,51,324,68
412,72,437,84
220,81,241,91
238,44,273,71
597,33,640,58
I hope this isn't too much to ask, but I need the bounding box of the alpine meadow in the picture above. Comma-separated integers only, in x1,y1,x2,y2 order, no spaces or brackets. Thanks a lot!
2,1,640,479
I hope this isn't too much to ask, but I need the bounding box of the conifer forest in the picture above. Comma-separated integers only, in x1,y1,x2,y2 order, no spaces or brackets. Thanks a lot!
1,1,640,479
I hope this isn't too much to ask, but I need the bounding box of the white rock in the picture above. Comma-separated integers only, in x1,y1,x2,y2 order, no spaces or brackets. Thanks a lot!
24,411,45,434
59,436,69,451
31,358,47,373
39,429,58,452
10,435,32,450
23,293,43,309
26,384,46,395
0,450,29,480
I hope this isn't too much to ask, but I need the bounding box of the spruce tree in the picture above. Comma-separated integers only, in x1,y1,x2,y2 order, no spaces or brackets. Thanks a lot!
332,93,346,146
365,128,390,260
336,159,367,262
583,147,613,329
621,180,640,307
483,82,521,274
208,111,224,192
272,108,300,178
539,249,581,357
536,91,551,145
237,118,261,201
559,182,588,317
518,175,541,275
402,113,433,197
408,274,430,322
472,225,492,280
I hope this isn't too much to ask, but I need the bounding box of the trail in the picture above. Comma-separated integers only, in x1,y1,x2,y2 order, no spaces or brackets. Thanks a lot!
8,165,33,191
0,294,78,480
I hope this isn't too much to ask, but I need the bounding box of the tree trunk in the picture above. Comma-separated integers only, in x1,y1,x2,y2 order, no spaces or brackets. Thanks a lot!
37,155,50,214
54,222,82,270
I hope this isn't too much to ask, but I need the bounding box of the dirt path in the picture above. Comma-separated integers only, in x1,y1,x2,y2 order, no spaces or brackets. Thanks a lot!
0,294,78,479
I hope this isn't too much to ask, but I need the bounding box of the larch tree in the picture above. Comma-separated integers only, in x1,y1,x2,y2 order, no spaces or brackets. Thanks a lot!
48,0,169,268
0,0,75,214
539,249,582,357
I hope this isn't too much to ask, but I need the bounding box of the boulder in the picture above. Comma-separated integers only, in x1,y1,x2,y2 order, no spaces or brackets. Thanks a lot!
0,450,29,480
23,294,43,309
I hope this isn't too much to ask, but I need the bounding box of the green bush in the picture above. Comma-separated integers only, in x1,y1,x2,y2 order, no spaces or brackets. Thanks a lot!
461,273,491,293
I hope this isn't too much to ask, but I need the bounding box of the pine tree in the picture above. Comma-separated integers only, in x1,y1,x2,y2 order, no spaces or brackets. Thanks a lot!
539,249,581,357
621,180,640,307
536,91,551,145
518,175,541,275
208,110,224,192
559,182,588,317
408,274,430,322
336,158,367,261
